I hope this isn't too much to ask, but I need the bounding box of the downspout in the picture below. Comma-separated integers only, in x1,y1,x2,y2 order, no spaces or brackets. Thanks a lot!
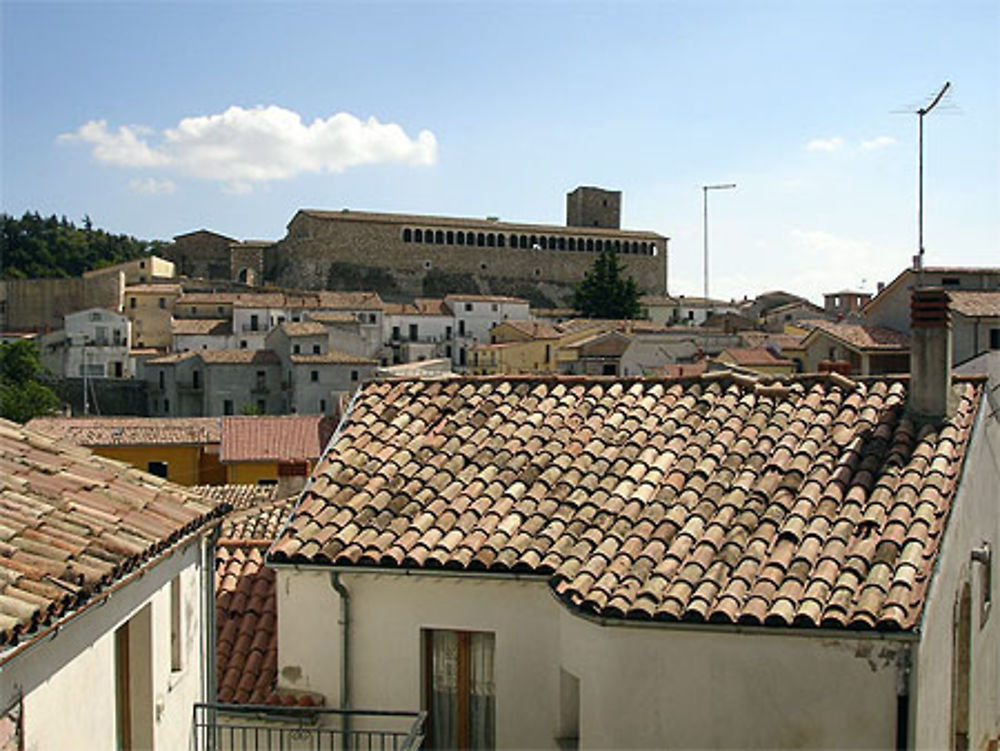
203,523,222,740
330,572,351,738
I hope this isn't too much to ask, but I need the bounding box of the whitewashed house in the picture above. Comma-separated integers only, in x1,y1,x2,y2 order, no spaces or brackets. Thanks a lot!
40,307,132,378
0,419,225,750
445,294,530,368
265,292,999,750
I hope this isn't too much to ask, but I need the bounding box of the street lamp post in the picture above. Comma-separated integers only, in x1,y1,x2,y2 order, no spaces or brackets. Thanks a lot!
702,183,737,302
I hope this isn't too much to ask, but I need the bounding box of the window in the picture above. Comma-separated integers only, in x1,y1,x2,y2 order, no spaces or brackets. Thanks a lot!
465,303,473,312
170,576,182,672
129,297,136,309
250,314,259,331
941,277,961,287
445,326,452,339
163,398,170,413
350,370,359,382
240,340,247,349
311,370,319,382
147,461,168,478
458,320,466,336
192,370,200,389
392,326,401,341
313,344,321,354
294,344,301,354
424,630,495,751
256,370,266,390
320,398,327,413
223,399,233,415
410,324,419,342
257,399,266,413
991,329,1000,350
158,370,165,389
158,298,166,309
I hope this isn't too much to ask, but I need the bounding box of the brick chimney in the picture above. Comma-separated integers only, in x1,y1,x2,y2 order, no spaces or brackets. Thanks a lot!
909,287,952,420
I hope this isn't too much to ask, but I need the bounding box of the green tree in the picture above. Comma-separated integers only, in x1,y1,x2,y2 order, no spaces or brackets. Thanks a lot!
572,248,642,319
0,340,60,422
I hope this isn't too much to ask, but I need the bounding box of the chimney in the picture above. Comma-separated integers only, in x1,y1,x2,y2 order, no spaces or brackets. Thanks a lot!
909,287,951,421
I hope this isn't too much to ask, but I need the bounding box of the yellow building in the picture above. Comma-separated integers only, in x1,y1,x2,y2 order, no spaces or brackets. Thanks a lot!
84,255,175,286
125,283,183,349
219,415,336,494
23,416,224,486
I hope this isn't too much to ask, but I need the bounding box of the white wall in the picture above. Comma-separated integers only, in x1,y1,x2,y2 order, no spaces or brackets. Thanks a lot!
275,569,906,750
913,399,1000,750
4,539,209,751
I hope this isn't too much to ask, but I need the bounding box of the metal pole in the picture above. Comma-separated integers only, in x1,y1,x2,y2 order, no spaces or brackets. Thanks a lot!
915,81,950,288
703,187,709,302
82,337,89,416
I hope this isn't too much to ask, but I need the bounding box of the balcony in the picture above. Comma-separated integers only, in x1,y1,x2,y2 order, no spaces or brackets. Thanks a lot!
192,703,425,751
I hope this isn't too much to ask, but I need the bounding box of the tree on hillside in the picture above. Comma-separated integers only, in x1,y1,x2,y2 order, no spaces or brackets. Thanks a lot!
0,212,163,280
0,340,61,423
572,248,642,319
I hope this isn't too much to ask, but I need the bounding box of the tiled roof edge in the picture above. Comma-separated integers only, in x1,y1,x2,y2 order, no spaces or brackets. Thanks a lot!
265,386,365,565
1,507,229,665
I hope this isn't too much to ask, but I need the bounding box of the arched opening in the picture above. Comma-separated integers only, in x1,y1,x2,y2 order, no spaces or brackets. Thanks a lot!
558,237,566,251
613,240,621,253
403,228,412,242
414,228,423,243
237,267,256,285
509,234,518,248
477,233,486,247
446,230,454,244
530,235,538,248
539,236,547,249
457,232,465,246
568,238,576,251
487,233,496,247
641,242,649,254
586,238,594,252
425,231,434,245
497,234,505,248
951,581,972,751
595,239,604,252
435,230,444,244
466,232,475,245
519,235,528,249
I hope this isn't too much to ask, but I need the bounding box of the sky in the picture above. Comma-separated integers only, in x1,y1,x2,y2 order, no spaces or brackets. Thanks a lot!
2,0,998,304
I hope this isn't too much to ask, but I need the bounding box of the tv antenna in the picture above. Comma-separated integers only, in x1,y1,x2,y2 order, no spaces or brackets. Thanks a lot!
895,81,954,286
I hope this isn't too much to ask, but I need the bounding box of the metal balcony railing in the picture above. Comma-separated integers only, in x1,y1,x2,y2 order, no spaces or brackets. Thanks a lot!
192,703,425,751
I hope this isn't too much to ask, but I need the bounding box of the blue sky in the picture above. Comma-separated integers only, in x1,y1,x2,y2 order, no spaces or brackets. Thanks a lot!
2,0,997,303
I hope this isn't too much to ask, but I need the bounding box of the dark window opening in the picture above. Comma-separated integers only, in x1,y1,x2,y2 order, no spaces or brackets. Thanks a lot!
147,461,168,478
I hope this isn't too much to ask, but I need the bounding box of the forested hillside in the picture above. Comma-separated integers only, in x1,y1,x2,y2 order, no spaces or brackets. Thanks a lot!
1,212,166,279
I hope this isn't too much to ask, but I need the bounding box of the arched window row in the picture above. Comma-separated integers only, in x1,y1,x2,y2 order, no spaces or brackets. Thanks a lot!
400,227,658,256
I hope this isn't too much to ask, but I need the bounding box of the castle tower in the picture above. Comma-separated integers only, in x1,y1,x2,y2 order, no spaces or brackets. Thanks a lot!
566,186,621,229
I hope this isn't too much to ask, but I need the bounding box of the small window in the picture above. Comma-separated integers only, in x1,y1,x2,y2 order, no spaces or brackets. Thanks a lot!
941,277,961,287
990,329,1000,350
257,399,265,413
147,461,168,478
351,370,359,382
163,398,170,413
294,344,301,354
403,228,412,242
170,576,182,672
465,303,473,312
158,370,165,389
223,399,233,415
320,398,327,413
409,324,419,342
129,297,136,309
158,298,166,309
424,260,432,270
491,303,498,312
312,344,321,354
311,370,319,382
240,340,247,349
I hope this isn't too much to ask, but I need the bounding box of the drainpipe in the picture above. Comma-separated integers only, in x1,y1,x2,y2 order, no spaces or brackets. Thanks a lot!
330,572,351,738
203,523,221,740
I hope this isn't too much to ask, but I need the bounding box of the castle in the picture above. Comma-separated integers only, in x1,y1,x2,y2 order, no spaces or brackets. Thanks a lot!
166,187,669,308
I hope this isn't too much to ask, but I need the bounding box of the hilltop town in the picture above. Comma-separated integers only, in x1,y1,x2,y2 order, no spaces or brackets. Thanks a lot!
2,186,999,751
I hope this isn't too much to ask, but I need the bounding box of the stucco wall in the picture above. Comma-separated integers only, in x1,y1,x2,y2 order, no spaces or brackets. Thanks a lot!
3,274,123,332
275,569,904,750
5,540,207,751
913,399,1000,750
94,444,203,486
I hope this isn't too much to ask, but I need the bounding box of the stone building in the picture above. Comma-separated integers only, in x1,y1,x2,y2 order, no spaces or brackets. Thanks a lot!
269,187,668,307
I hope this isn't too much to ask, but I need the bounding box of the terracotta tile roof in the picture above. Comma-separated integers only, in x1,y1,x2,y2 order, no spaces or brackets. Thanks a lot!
278,321,328,337
290,351,375,365
948,291,1000,318
298,208,665,240
383,298,450,317
270,374,983,632
314,291,384,311
25,416,223,446
0,419,226,655
446,294,529,304
147,351,199,365
306,312,358,324
805,320,910,351
221,497,292,542
193,484,282,511
172,318,232,336
498,320,562,340
657,361,709,378
220,416,336,464
125,284,182,295
176,293,241,306
718,348,791,366
198,350,281,365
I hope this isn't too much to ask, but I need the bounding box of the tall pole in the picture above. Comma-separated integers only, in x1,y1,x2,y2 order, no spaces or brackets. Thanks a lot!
82,337,89,416
702,183,736,302
916,81,950,287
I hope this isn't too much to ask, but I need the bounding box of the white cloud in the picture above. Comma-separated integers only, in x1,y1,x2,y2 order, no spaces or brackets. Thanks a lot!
59,105,437,192
805,137,844,152
127,177,176,195
861,135,896,150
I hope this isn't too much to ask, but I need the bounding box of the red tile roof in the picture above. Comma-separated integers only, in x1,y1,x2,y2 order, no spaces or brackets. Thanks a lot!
193,484,283,512
220,416,336,464
278,321,328,337
948,291,1000,318
25,416,223,446
804,320,910,351
717,347,791,366
269,374,983,632
172,319,232,336
0,419,225,655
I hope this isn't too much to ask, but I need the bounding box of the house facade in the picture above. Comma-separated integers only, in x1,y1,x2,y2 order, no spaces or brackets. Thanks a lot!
40,307,132,379
268,345,998,749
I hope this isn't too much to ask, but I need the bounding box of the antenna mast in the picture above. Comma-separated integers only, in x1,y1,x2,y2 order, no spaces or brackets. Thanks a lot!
916,81,950,286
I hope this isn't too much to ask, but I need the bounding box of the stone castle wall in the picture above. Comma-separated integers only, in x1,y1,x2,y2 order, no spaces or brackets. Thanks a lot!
269,212,668,306
3,274,123,332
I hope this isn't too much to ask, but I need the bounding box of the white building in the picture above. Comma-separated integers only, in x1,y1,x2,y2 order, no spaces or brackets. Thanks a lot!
444,294,530,368
0,418,224,750
40,307,132,378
